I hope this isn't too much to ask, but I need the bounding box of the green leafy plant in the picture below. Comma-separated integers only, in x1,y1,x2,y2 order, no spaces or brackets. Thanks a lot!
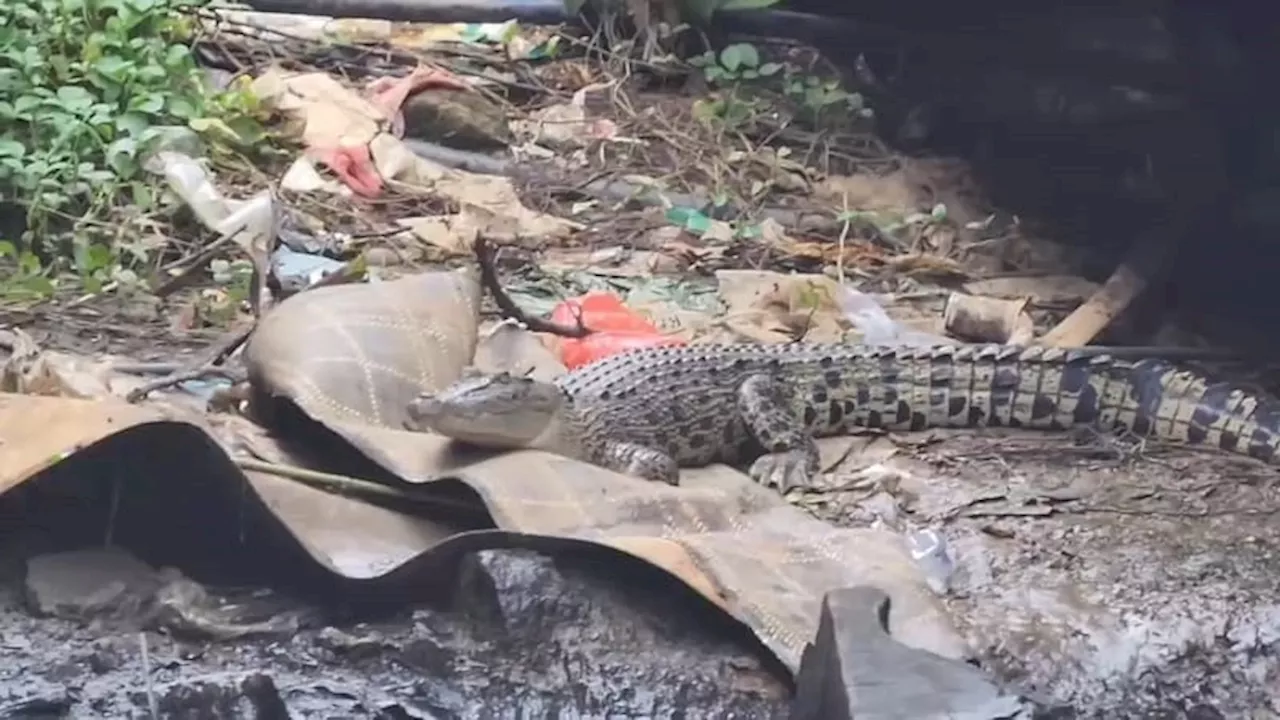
690,42,874,128
689,43,782,128
0,240,55,301
783,74,874,124
691,43,783,83
201,257,254,325
836,203,950,245
0,0,263,297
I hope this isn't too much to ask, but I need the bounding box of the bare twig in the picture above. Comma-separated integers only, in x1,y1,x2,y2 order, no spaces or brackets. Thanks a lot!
1040,229,1170,347
473,235,591,338
201,325,255,366
140,632,158,720
151,232,242,298
234,457,486,515
124,366,247,403
119,325,253,402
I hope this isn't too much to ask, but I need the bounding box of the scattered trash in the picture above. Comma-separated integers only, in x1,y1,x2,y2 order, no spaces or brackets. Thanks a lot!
270,245,350,294
837,286,952,346
146,151,275,253
905,528,956,596
513,84,620,153
366,65,473,139
943,292,1036,344
547,292,686,368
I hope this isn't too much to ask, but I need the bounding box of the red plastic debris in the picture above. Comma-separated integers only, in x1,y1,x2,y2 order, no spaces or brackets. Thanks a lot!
308,67,471,198
308,145,384,197
367,67,471,139
548,292,686,369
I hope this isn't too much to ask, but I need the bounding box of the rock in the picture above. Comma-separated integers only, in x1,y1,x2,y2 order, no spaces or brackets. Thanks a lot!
791,586,1031,720
441,549,789,715
401,90,514,151
23,548,160,622
0,680,73,717
315,626,391,660
128,673,291,719
149,568,308,642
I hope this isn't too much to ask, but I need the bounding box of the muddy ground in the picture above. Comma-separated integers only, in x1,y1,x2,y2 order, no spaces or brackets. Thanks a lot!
2,429,1276,717
806,431,1280,717
0,535,791,717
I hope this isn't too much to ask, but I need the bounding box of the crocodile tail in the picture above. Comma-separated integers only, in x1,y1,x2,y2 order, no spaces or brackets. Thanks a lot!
1060,354,1280,464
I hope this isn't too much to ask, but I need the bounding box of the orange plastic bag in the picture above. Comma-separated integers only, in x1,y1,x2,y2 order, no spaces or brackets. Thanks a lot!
547,292,685,369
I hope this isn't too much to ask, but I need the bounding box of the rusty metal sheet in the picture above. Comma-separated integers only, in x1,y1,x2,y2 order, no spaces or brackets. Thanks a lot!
0,269,965,674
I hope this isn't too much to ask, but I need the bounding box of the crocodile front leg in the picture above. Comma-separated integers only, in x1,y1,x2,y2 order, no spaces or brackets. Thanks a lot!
586,439,681,485
736,373,821,492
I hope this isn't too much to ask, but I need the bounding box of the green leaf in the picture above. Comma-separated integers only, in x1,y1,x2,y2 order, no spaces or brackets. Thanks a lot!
115,111,150,136
93,56,131,80
704,66,729,83
167,96,197,118
18,251,42,275
0,140,25,158
691,98,724,123
223,115,265,145
188,117,243,144
56,86,96,112
80,168,117,184
164,44,190,68
15,274,56,298
106,137,138,175
129,181,153,209
719,43,759,72
757,62,783,76
84,242,113,271
131,93,164,114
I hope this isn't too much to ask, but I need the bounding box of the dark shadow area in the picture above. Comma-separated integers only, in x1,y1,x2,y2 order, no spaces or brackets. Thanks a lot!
0,422,330,592
0,419,792,716
735,1,1280,353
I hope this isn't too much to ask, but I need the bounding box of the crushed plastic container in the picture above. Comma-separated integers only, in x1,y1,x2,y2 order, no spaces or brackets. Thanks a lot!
547,292,685,369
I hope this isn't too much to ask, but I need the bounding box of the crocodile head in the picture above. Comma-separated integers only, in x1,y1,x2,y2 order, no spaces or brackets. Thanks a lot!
406,369,565,448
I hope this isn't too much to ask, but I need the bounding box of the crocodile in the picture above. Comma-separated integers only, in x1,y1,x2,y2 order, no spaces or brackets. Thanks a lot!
405,343,1280,491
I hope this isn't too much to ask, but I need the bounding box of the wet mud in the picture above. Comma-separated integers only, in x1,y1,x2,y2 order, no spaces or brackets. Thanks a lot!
0,537,790,718
810,430,1280,717
3,432,1277,717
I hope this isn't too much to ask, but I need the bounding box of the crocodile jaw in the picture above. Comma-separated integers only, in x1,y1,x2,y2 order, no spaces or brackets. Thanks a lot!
407,372,567,449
